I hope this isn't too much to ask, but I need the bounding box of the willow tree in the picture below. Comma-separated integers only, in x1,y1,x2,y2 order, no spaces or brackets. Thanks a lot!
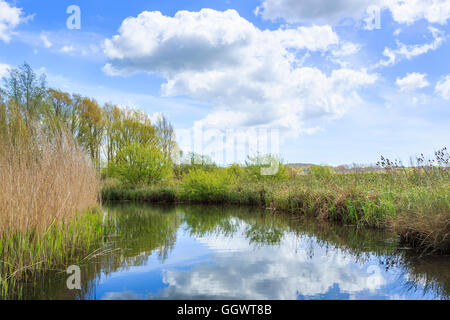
154,113,179,161
77,97,104,168
102,106,157,163
102,103,123,162
47,89,79,132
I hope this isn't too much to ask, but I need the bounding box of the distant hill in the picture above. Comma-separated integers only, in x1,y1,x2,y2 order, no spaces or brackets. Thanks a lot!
287,163,316,168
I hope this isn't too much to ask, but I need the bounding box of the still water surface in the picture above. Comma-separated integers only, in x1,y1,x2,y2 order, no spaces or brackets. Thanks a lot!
22,203,450,300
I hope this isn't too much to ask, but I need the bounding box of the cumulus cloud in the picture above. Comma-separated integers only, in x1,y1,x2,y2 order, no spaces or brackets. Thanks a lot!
435,75,450,99
377,27,446,67
396,73,429,92
386,0,450,25
0,0,25,42
256,0,450,26
104,9,377,141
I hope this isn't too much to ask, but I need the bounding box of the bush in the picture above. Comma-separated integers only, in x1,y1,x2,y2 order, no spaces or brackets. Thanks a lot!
106,143,172,185
181,168,237,202
173,152,217,180
309,165,335,178
244,154,290,182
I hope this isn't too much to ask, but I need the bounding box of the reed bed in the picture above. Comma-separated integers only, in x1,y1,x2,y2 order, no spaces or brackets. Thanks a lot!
0,135,99,234
0,131,103,298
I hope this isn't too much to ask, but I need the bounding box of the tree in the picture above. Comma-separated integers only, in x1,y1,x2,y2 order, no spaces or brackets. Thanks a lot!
154,113,178,161
77,97,104,168
102,103,122,162
102,106,157,163
106,142,172,185
3,63,47,127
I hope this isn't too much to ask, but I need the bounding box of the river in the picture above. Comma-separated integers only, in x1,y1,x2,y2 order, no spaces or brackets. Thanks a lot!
17,203,450,300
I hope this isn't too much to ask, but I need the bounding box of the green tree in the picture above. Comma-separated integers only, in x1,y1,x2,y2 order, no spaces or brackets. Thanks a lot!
3,63,47,127
101,106,157,164
106,143,172,185
77,97,104,168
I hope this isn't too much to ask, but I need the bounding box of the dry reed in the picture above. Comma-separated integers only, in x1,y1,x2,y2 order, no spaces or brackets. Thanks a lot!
0,132,100,235
0,129,103,298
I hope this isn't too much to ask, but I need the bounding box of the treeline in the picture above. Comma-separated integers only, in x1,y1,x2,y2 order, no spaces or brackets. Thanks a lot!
0,63,179,169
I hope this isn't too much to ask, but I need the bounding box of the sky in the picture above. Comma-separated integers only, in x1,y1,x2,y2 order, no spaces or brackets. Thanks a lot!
0,0,449,166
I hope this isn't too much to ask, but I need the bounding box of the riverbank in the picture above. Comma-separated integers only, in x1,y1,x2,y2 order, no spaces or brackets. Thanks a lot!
0,210,107,298
102,169,450,255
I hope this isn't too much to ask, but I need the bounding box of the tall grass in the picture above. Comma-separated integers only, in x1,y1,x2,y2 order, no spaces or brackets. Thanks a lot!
0,129,103,298
0,133,100,234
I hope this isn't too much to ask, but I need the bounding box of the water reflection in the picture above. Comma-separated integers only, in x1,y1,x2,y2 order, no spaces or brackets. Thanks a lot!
16,204,450,300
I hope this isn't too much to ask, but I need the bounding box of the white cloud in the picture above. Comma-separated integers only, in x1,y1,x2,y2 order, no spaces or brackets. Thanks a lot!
377,27,446,67
60,45,75,53
0,0,25,42
40,32,52,48
385,0,450,25
332,42,361,58
435,75,450,99
0,62,10,78
104,9,377,140
256,0,450,25
396,73,429,92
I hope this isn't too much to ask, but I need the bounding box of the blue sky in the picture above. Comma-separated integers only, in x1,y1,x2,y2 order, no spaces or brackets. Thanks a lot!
0,0,449,165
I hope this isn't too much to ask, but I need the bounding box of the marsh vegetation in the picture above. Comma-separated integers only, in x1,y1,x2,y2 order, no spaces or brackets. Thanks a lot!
0,63,448,299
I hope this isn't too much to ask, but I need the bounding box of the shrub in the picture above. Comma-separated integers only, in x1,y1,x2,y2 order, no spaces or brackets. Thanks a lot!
244,154,290,182
309,165,335,178
173,152,217,180
181,168,237,202
106,143,172,185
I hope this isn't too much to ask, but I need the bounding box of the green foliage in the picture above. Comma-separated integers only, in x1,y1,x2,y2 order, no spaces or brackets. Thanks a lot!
1,210,106,298
309,165,335,178
173,152,217,180
226,163,246,178
180,168,237,202
244,154,290,181
106,143,172,186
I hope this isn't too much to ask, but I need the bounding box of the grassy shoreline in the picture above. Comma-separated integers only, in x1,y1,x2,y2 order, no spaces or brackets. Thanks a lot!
0,209,107,299
101,170,450,255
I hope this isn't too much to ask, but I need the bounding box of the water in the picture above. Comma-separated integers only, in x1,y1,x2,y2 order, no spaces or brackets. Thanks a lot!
19,204,450,300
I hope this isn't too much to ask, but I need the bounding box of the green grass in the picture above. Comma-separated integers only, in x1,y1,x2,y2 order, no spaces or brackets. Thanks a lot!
102,168,450,255
0,209,108,299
